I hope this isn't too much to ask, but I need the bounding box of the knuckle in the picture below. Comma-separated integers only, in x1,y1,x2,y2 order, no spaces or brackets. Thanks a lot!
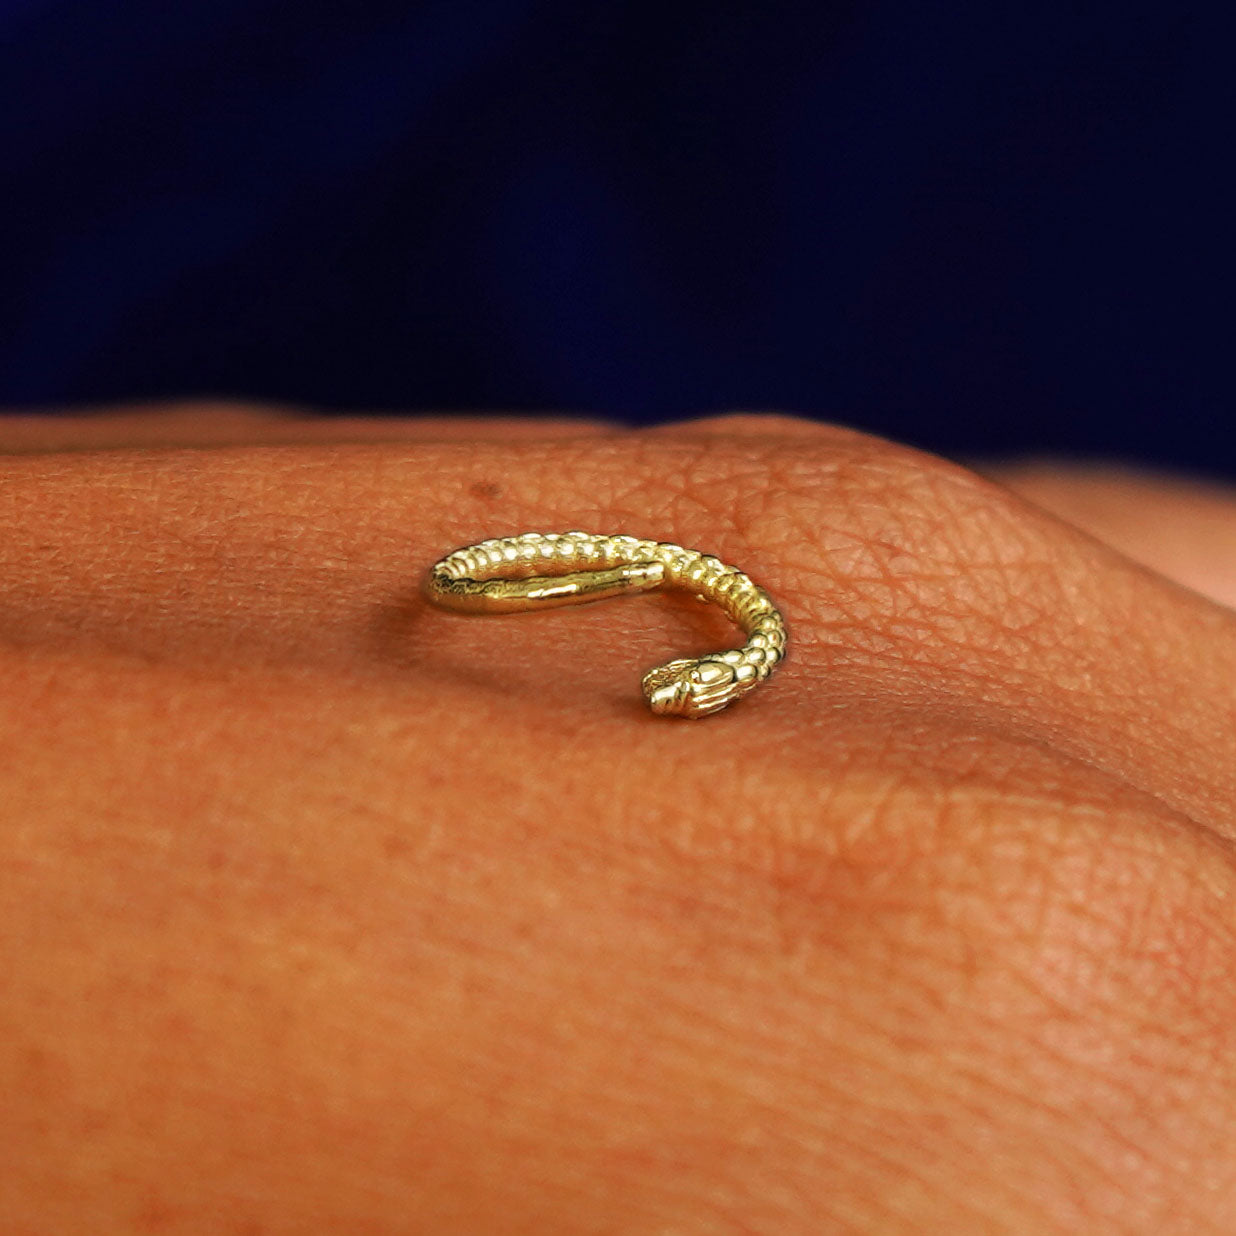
974,811,1236,1047
746,764,1236,1220
619,421,1074,670
833,782,1236,1085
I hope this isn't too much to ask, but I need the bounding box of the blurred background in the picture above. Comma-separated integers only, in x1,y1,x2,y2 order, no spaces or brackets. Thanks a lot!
0,1,1230,473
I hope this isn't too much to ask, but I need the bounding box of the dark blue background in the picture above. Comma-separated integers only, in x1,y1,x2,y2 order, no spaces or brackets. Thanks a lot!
1,1,1230,470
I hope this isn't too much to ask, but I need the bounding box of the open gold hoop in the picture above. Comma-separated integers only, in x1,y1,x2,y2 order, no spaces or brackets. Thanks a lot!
425,531,787,718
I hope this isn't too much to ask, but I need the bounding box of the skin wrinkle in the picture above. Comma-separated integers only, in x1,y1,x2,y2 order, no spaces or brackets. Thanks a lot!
969,914,1231,1171
884,993,1185,1229
7,578,1226,934
24,652,1211,1087
4,810,1231,1236
575,969,1007,1232
845,791,1231,1226
772,970,1133,1229
750,449,1234,826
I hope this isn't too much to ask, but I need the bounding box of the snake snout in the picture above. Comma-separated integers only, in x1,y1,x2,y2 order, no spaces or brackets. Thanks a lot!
642,658,748,718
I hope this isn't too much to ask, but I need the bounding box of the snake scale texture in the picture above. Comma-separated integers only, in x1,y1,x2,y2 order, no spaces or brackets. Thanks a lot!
426,531,787,718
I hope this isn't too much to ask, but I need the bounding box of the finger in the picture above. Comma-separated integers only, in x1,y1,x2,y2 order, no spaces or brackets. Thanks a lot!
0,401,619,452
647,410,867,441
979,460,1236,611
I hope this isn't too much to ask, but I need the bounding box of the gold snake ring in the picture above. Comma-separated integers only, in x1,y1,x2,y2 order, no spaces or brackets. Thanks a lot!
425,531,787,718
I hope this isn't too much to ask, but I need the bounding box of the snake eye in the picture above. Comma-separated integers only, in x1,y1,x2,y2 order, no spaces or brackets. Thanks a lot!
641,659,697,714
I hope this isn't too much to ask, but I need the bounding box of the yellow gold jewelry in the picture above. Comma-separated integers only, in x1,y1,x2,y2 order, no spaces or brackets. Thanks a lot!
426,531,787,718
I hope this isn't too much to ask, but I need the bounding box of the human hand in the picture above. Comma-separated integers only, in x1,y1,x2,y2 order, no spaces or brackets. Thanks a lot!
2,408,1234,1233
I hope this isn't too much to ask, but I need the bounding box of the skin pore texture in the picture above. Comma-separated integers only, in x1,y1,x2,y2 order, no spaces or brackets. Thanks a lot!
1,407,1235,1234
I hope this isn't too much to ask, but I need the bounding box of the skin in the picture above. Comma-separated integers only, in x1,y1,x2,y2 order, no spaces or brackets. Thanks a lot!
1,407,1235,1235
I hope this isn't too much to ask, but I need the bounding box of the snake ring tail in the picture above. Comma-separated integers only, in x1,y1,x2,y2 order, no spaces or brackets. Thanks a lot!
425,531,788,718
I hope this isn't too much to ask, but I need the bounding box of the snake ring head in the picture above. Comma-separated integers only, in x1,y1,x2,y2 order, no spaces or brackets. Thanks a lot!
641,656,757,719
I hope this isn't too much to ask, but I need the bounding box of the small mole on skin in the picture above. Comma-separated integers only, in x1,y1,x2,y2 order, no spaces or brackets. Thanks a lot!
470,480,502,501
